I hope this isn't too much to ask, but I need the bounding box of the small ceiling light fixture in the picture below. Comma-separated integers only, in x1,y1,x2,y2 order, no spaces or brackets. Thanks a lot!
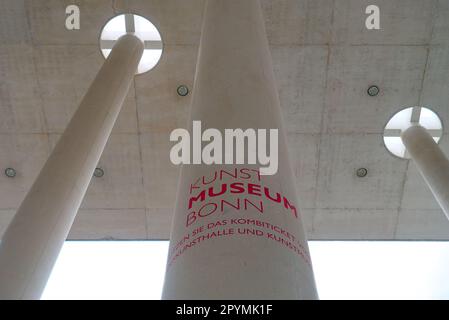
356,168,368,178
4,168,16,178
93,167,105,178
177,85,189,97
367,85,380,97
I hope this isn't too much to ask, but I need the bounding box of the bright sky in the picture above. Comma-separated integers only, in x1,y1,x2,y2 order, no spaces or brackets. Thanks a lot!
41,241,449,300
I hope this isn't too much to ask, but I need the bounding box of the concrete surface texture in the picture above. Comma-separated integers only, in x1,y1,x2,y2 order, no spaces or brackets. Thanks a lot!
1,0,449,241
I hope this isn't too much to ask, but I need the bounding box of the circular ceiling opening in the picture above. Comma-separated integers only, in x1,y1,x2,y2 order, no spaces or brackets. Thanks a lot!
99,13,163,74
383,106,443,159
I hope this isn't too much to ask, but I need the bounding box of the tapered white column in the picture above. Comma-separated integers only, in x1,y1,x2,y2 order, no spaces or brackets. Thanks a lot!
0,34,144,300
402,125,449,219
162,0,318,299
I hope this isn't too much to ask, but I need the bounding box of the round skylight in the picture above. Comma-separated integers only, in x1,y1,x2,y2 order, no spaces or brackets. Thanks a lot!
99,14,163,74
384,107,443,159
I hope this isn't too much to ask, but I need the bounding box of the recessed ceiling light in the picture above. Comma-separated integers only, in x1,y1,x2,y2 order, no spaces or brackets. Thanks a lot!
177,85,189,97
367,85,380,97
356,168,368,178
4,168,16,178
99,13,163,74
93,167,105,178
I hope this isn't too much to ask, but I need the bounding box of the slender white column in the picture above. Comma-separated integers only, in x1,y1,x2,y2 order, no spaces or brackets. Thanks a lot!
402,125,449,219
162,0,318,299
0,34,144,300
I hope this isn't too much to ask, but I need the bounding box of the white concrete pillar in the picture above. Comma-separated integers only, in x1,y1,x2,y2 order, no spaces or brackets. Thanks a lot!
162,0,318,299
0,34,144,300
402,125,449,219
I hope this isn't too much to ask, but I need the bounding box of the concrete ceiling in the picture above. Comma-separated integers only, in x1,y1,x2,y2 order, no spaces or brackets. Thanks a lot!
1,0,449,241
